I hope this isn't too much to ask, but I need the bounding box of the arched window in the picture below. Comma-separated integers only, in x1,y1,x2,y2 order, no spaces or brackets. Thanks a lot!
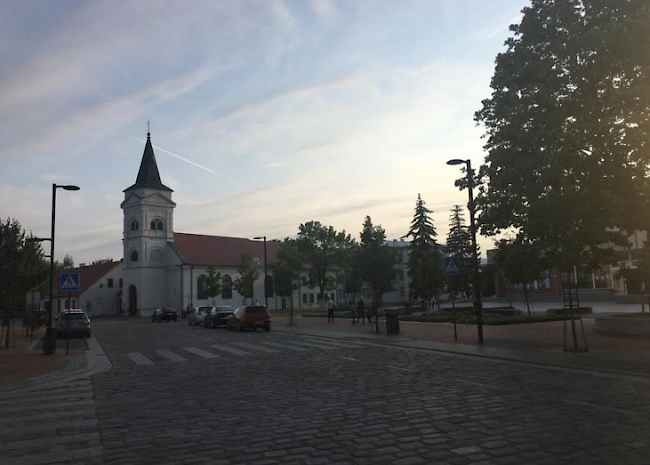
222,275,233,299
130,250,139,262
150,218,164,230
130,219,139,231
197,274,208,300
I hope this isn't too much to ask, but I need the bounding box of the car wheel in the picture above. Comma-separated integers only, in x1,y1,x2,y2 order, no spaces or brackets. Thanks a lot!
264,326,271,332
188,318,192,326
86,331,92,338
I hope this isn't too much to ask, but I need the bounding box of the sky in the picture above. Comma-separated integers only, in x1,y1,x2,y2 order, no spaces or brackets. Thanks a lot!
0,0,528,264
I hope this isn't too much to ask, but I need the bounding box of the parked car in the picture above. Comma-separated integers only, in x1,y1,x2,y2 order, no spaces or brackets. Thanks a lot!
152,307,178,322
226,306,271,331
188,306,213,326
206,306,236,328
56,309,91,338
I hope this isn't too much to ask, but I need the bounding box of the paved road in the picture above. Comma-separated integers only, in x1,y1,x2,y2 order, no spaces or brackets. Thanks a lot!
3,319,650,464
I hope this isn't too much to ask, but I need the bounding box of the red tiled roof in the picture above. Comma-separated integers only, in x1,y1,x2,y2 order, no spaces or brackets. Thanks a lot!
55,260,122,297
173,233,281,267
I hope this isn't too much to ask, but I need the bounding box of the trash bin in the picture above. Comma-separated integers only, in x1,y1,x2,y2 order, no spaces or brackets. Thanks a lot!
385,311,400,335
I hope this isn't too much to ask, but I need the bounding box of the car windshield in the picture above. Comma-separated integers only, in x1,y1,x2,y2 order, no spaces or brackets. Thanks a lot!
162,308,175,313
61,313,86,320
198,307,211,313
246,307,267,315
217,307,234,313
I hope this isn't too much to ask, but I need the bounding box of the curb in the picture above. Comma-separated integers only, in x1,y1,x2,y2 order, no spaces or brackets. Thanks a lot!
274,327,650,383
0,335,112,394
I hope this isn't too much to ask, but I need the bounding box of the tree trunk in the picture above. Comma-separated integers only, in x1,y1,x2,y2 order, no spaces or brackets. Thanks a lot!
524,284,531,316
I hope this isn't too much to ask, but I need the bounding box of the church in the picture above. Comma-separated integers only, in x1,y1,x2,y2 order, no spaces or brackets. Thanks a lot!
53,132,293,318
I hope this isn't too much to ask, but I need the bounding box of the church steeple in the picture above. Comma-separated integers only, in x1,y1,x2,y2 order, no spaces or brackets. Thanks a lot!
124,132,173,193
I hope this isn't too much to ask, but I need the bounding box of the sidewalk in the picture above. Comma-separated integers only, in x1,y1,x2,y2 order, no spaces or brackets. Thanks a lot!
0,324,86,388
273,314,650,377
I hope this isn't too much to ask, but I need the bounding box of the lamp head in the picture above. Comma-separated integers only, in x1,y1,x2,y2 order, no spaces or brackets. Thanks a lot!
253,236,264,240
446,159,466,166
60,185,80,191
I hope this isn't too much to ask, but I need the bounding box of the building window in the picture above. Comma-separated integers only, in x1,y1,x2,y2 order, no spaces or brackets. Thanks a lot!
197,274,208,300
302,293,307,304
130,250,139,262
119,278,123,288
108,279,113,288
150,218,164,230
301,277,307,286
310,293,314,303
222,275,233,299
130,218,139,231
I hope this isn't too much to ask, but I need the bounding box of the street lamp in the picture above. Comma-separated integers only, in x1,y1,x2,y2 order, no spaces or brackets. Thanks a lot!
447,159,483,343
253,236,268,308
42,184,80,355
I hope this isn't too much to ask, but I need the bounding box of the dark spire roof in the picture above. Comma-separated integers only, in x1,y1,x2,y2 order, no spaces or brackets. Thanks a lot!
124,132,172,193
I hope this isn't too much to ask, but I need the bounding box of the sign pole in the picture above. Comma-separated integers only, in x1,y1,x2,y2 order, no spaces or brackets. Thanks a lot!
66,291,70,355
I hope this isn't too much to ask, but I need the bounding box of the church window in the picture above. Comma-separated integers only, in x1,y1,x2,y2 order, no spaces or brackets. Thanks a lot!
150,218,164,230
130,250,139,262
130,219,139,231
222,275,233,299
108,279,113,288
197,274,208,300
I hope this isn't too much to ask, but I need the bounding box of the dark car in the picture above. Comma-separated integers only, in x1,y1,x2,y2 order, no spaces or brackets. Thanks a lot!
56,310,91,338
227,306,271,332
206,306,235,328
152,307,178,322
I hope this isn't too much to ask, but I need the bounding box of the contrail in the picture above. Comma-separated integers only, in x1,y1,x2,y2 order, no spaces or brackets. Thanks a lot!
132,137,246,187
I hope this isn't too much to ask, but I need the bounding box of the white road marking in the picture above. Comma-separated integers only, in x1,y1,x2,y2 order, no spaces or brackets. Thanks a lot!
259,341,308,351
339,356,359,362
183,347,220,359
282,340,338,350
299,336,370,348
234,342,280,353
210,344,253,356
155,349,188,362
126,351,154,365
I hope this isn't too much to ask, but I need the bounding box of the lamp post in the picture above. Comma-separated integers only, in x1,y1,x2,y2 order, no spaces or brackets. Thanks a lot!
254,236,268,308
43,184,80,355
446,159,483,343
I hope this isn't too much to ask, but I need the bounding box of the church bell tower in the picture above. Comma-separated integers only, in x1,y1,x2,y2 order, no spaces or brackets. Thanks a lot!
120,131,176,316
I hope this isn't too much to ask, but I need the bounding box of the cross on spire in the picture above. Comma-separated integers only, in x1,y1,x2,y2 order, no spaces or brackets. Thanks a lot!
147,120,151,138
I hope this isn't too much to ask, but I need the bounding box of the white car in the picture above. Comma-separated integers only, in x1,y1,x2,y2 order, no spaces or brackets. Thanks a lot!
188,306,213,326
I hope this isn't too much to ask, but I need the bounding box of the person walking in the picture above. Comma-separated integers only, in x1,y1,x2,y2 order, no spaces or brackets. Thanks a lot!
327,297,335,323
349,299,357,324
357,296,366,324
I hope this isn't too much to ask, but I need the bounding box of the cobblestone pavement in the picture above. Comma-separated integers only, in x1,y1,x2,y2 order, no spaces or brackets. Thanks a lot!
5,318,650,464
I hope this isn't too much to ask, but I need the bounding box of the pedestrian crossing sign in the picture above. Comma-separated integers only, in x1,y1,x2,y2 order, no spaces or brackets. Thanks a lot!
60,273,80,292
444,257,460,276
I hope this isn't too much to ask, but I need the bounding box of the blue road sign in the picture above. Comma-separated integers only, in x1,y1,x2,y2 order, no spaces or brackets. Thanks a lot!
444,257,461,276
60,273,80,292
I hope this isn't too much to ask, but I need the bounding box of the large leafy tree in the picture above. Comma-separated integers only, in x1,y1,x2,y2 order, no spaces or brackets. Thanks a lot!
475,0,650,271
356,216,397,332
495,238,548,314
206,265,222,306
295,221,353,301
233,252,260,303
405,194,442,302
445,205,473,298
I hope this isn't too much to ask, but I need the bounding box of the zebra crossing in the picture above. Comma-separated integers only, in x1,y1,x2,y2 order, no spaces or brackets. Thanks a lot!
0,377,103,465
123,336,377,367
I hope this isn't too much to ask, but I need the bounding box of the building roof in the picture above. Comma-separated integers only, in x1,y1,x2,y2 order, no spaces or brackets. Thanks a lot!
55,260,122,297
173,233,281,267
124,133,172,193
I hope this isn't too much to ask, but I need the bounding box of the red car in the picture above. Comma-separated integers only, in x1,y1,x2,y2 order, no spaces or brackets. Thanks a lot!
227,306,271,332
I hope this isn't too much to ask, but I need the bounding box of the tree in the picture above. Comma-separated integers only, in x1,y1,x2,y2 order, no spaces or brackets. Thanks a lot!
63,254,74,269
295,221,353,302
233,252,260,304
405,194,443,304
474,0,650,272
445,205,473,298
206,265,222,306
495,238,548,315
356,216,398,332
91,258,114,265
271,239,303,324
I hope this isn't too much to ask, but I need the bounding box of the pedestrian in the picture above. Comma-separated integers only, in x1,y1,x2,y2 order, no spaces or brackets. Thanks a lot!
357,296,366,324
370,302,378,324
349,299,356,324
327,296,335,323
